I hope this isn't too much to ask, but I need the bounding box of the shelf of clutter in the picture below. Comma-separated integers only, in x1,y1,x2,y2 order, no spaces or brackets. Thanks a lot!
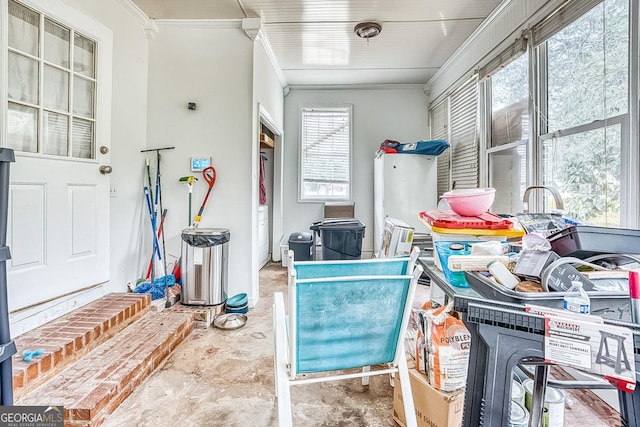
418,255,640,427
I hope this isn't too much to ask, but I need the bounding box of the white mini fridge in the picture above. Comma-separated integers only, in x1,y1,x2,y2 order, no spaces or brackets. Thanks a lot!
373,153,438,252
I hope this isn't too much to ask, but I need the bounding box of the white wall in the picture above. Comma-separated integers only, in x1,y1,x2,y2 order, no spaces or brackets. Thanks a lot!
283,87,428,255
146,22,259,304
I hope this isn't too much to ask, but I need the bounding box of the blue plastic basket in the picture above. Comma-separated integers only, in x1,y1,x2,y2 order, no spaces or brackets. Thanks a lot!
434,241,473,288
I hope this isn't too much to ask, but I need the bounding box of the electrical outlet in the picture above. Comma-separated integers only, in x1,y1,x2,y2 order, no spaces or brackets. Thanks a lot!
110,185,117,198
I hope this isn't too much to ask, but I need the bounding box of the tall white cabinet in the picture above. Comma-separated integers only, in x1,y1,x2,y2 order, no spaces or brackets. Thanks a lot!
258,205,269,268
373,153,438,252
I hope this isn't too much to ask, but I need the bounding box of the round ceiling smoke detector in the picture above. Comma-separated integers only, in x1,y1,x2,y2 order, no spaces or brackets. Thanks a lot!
354,22,382,40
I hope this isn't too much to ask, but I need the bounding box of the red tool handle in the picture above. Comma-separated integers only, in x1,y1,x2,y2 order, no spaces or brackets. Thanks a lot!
201,166,216,207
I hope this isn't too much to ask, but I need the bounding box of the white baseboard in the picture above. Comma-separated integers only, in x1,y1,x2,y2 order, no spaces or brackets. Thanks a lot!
9,285,106,338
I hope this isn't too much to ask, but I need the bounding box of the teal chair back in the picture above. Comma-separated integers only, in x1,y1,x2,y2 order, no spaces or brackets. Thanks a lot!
294,274,413,373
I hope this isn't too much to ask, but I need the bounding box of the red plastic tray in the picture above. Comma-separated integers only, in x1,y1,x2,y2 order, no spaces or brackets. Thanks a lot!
419,210,513,229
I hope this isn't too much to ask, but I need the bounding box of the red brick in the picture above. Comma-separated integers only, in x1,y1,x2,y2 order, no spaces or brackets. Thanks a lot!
75,384,116,419
26,363,38,382
70,408,90,421
12,370,24,389
74,337,84,351
40,354,52,374
65,342,75,356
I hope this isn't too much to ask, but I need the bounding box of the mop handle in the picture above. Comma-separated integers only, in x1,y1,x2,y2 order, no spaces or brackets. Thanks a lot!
144,187,162,262
192,167,216,228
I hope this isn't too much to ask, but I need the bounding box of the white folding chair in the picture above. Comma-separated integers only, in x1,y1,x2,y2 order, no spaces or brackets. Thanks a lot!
273,248,421,426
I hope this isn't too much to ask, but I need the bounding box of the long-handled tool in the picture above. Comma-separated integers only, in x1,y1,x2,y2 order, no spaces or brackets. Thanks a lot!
179,176,198,227
192,166,216,228
145,208,167,280
141,147,174,282
144,186,165,280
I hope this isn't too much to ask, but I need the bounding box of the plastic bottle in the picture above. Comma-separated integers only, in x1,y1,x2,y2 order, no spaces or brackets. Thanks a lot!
487,260,520,289
563,281,590,314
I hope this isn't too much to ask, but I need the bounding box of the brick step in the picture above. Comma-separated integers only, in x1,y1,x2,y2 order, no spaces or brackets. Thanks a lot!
13,293,151,399
16,310,194,427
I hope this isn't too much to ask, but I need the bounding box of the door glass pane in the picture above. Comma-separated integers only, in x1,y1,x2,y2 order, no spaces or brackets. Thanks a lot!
8,0,39,55
43,111,68,156
542,125,621,227
44,65,69,111
7,103,37,153
73,76,94,118
491,54,529,147
74,34,95,78
44,18,70,68
72,119,94,159
8,52,38,104
547,0,629,132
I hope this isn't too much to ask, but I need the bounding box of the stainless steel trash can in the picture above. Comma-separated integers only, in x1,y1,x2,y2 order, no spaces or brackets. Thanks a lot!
180,228,229,306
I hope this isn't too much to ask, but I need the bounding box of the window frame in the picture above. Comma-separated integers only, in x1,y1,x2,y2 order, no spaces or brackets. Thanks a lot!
1,0,111,164
298,104,353,202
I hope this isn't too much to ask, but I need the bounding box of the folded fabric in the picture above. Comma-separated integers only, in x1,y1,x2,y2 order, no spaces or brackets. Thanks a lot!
395,139,449,156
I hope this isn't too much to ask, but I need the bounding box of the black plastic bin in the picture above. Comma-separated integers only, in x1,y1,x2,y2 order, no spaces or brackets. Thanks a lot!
547,225,640,265
288,232,314,261
310,218,365,260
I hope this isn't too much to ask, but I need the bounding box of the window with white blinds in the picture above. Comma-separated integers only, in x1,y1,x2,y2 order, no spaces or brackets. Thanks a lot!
429,100,450,197
300,106,352,201
449,79,479,189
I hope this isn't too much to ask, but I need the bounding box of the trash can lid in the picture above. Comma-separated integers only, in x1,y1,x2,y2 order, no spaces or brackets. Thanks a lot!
182,227,229,236
288,231,313,243
181,228,230,246
310,218,364,230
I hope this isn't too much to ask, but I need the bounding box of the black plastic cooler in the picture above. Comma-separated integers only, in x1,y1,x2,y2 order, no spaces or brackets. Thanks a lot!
310,218,365,260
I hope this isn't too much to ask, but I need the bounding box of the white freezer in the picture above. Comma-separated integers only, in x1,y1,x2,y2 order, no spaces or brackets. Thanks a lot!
373,153,438,252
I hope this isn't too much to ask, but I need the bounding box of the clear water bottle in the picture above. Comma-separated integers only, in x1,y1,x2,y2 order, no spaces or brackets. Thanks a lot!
563,281,590,314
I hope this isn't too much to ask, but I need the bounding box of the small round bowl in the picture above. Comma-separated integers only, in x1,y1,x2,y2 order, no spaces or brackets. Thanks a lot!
226,303,249,314
226,293,248,308
214,313,248,330
442,188,496,217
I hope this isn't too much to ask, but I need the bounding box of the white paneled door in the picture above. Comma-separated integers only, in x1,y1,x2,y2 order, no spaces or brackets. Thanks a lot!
7,155,110,312
2,0,113,316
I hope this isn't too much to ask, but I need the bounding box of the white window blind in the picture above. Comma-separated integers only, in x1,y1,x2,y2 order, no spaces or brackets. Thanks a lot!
300,107,351,200
449,79,479,189
531,0,602,47
430,100,450,197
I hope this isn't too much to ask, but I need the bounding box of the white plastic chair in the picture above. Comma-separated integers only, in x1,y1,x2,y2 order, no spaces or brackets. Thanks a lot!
273,248,422,426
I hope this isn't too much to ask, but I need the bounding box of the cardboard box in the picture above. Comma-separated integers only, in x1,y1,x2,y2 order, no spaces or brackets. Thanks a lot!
380,218,414,258
393,368,464,427
323,202,355,218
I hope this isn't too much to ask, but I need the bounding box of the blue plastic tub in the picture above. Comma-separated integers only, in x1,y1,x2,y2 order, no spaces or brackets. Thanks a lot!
434,241,474,288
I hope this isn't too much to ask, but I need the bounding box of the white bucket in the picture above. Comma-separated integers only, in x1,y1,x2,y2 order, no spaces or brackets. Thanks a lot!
509,401,530,427
522,379,565,427
511,380,526,407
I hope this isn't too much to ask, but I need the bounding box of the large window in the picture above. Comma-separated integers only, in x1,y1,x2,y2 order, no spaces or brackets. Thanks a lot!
7,0,97,159
488,53,529,214
541,0,628,226
300,106,352,201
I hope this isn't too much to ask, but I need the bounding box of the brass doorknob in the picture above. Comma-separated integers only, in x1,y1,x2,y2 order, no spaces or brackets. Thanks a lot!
99,165,113,174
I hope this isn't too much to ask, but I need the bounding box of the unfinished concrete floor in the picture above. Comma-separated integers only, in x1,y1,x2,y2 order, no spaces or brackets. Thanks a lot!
102,262,623,427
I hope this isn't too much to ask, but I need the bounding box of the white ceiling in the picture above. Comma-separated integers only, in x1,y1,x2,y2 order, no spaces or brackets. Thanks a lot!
130,0,504,87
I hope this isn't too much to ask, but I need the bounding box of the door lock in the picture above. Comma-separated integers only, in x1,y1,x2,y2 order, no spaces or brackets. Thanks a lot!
99,146,109,154
99,165,113,174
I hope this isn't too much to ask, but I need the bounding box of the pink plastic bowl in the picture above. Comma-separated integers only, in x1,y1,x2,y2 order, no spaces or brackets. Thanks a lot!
442,188,496,217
